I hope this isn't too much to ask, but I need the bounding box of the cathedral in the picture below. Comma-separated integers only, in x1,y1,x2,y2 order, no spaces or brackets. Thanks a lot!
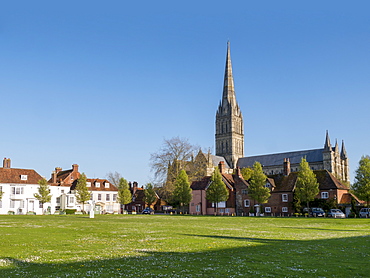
215,42,350,184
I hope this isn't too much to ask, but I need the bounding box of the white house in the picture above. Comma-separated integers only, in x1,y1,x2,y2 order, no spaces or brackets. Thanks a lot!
0,158,46,215
0,159,120,215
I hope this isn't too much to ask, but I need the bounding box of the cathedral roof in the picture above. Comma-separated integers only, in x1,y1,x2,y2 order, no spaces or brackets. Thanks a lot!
237,148,324,168
210,155,230,168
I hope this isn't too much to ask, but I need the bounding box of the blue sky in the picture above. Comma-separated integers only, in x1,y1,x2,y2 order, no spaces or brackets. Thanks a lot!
1,1,369,185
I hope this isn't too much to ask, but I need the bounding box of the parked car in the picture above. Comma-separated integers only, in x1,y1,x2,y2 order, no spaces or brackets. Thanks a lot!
359,208,370,218
142,208,154,215
310,207,325,217
327,209,345,218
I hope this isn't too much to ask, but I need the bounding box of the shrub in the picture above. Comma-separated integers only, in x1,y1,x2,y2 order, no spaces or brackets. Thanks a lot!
65,209,77,215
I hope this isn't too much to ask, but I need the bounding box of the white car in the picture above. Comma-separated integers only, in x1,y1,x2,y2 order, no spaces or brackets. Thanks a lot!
359,208,370,218
327,209,345,218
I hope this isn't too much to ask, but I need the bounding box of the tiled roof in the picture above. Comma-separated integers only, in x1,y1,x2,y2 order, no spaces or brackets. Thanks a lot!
191,177,211,190
47,169,73,184
315,170,349,190
0,168,44,184
340,192,364,205
71,178,118,191
270,170,349,192
237,148,324,168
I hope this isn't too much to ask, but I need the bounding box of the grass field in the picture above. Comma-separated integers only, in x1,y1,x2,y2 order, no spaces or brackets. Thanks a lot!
0,215,369,277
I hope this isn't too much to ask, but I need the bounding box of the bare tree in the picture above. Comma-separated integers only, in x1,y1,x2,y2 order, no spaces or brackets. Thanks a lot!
106,171,122,188
150,137,197,184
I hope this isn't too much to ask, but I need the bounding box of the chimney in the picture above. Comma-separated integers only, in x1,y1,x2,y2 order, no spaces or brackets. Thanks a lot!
218,161,225,174
132,182,138,194
3,158,11,168
283,158,291,176
72,164,79,173
52,171,57,183
55,167,62,173
236,167,242,178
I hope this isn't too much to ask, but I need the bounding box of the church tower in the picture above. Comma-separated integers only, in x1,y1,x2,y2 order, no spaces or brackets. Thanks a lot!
215,42,244,168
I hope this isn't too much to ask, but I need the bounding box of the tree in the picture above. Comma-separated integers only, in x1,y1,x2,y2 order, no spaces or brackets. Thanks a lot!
248,162,270,213
143,183,157,208
34,178,52,213
206,167,229,214
75,173,91,213
240,167,253,181
294,157,319,211
173,170,192,213
352,155,370,208
117,177,132,212
106,171,122,188
150,137,197,184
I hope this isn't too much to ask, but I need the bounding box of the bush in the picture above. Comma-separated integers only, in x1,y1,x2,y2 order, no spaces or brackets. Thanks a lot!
65,209,77,215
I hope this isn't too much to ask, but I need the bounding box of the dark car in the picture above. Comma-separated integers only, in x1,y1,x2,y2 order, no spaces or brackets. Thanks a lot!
142,208,154,215
310,207,325,217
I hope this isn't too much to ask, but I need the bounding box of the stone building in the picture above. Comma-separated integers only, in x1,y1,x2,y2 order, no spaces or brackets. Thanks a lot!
216,42,350,184
215,42,244,169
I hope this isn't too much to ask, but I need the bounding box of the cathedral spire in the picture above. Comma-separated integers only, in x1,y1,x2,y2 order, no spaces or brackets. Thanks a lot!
341,140,348,159
324,130,332,151
222,41,237,107
334,140,339,153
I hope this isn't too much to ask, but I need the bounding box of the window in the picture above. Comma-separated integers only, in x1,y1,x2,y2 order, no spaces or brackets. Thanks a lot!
212,202,226,208
98,194,101,201
282,207,288,212
105,182,110,188
196,204,201,212
86,182,91,187
265,183,270,188
244,199,250,207
90,194,93,200
56,197,60,204
61,190,65,194
321,192,329,199
265,207,271,213
242,189,248,195
225,208,230,213
39,202,43,208
106,194,110,201
95,182,100,188
10,200,15,208
11,187,24,194
20,175,28,181
113,194,117,202
282,194,288,202
0,200,2,208
69,196,75,203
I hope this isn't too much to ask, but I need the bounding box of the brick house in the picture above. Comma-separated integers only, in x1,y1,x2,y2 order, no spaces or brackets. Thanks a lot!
190,162,248,215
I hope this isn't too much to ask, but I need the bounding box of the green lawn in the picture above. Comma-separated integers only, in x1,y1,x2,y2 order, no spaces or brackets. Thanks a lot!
0,215,369,277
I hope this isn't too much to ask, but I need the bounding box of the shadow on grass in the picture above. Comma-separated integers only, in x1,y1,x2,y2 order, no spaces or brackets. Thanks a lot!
281,226,370,232
1,234,369,277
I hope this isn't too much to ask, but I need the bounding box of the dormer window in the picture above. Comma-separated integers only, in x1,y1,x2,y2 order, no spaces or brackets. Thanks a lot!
86,182,91,187
20,175,28,181
95,182,100,188
105,182,110,188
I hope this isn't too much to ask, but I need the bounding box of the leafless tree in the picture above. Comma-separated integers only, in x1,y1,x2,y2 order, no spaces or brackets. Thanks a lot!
150,137,198,184
106,171,123,188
